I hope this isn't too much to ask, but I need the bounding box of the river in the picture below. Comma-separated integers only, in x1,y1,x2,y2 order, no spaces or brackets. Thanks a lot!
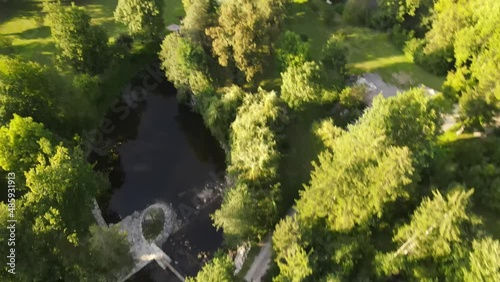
89,66,226,281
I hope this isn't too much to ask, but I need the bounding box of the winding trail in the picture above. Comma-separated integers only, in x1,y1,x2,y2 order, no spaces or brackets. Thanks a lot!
244,209,296,282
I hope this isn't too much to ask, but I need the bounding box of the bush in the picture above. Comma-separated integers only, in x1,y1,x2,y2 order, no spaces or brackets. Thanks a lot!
368,8,396,30
343,0,370,26
403,37,424,61
277,31,310,71
339,86,366,109
321,34,348,88
459,89,498,131
113,33,133,58
322,7,336,26
404,38,453,76
333,3,345,15
389,25,414,49
281,61,324,110
0,37,14,55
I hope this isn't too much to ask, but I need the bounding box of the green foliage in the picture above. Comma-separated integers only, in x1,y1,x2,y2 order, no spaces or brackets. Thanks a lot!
435,136,500,212
114,0,165,39
0,115,57,187
296,89,440,230
228,89,285,183
203,85,246,145
272,218,313,282
343,0,371,26
390,24,414,49
459,89,499,131
322,6,336,27
276,31,310,70
0,143,112,281
44,2,110,74
214,87,286,245
392,188,474,260
113,33,134,58
338,86,366,109
25,145,108,242
182,0,215,43
186,251,235,282
312,118,344,150
212,182,280,245
375,0,434,29
0,36,14,55
280,61,323,110
321,35,348,88
206,0,285,81
159,33,213,95
0,58,64,128
86,225,134,281
464,238,500,281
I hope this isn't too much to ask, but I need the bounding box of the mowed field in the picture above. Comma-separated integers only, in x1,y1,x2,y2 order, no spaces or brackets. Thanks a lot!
0,0,184,64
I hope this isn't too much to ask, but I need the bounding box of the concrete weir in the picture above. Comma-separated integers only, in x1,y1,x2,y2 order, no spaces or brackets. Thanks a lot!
92,200,185,281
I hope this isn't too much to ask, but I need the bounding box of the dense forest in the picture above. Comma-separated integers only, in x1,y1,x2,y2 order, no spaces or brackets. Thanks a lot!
0,0,499,281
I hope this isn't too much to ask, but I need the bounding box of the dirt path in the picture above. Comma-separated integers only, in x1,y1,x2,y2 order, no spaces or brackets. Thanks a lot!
243,209,296,282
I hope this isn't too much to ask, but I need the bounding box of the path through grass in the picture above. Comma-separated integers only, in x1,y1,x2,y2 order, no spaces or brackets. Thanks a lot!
287,0,445,90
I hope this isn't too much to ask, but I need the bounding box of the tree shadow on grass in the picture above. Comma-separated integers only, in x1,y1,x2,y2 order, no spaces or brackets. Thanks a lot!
13,40,56,64
15,25,51,40
0,2,39,23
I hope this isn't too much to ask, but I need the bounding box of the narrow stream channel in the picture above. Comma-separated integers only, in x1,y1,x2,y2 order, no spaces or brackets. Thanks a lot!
89,66,226,281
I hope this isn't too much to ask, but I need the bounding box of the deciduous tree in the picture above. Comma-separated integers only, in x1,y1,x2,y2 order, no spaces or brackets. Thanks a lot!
44,1,110,74
114,0,165,39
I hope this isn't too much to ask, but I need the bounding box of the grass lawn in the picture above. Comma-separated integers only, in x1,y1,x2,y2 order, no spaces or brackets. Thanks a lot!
0,0,184,64
0,0,184,121
286,0,445,90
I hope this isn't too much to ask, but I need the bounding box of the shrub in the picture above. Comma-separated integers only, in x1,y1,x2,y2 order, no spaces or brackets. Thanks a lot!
339,86,366,109
333,3,345,15
322,7,336,26
281,61,324,110
389,24,414,49
343,0,371,26
113,33,133,58
368,8,396,30
0,37,14,55
459,89,498,131
404,38,453,76
277,31,310,70
321,34,348,88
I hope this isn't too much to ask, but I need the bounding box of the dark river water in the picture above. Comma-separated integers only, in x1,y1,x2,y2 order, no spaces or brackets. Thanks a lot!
89,66,226,281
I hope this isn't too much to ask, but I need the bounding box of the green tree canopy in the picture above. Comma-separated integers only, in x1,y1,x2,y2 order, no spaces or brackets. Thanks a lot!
321,34,348,88
159,33,213,95
25,146,108,243
206,0,285,81
114,0,165,39
228,89,285,183
276,31,310,70
464,237,500,281
280,61,324,110
186,251,235,282
0,115,57,187
0,58,64,127
44,1,110,74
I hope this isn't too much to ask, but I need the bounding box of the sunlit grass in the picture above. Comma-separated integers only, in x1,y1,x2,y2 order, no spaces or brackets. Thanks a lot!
0,0,183,63
285,0,445,90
